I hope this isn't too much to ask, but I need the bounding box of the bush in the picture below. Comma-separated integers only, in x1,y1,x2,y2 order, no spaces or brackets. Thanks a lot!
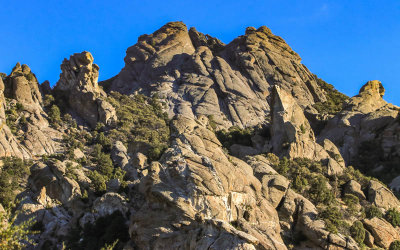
88,171,106,194
390,240,400,250
0,208,36,249
216,126,253,150
0,157,31,207
350,221,365,245
312,75,349,115
386,208,400,227
43,94,55,107
308,175,335,205
365,205,383,219
107,92,170,161
67,211,129,250
343,194,359,215
48,104,62,125
319,205,343,234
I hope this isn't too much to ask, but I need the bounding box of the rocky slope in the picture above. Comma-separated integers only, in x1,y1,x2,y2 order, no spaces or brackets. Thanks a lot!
0,21,399,250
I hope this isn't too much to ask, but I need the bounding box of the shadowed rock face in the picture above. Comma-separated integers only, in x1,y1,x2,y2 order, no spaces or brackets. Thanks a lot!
108,21,327,129
319,80,399,162
55,51,117,128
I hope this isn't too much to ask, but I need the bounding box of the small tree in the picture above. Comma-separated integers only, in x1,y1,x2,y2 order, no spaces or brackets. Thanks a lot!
343,194,359,216
319,205,342,234
365,205,383,219
390,240,400,250
0,207,36,249
48,105,61,125
386,208,400,227
350,221,365,245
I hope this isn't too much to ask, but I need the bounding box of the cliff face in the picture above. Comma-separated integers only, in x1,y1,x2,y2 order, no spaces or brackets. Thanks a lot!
109,22,326,129
1,22,400,250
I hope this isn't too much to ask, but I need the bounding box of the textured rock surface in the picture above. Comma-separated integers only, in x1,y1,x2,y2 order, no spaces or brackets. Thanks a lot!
269,86,344,175
108,22,327,129
55,51,117,127
29,160,82,205
344,180,366,200
363,217,400,248
368,180,400,210
0,64,61,158
320,80,399,162
1,22,400,250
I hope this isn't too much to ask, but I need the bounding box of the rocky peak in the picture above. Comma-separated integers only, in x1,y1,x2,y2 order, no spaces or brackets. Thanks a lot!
188,27,225,53
319,81,399,162
108,21,328,129
56,51,101,95
4,62,43,108
359,80,385,97
54,51,116,128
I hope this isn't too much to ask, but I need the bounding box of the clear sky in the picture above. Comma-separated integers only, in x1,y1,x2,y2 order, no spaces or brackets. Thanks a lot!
0,0,399,105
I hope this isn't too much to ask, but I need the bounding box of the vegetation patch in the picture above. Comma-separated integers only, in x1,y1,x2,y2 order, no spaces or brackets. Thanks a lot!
312,75,349,115
0,157,32,207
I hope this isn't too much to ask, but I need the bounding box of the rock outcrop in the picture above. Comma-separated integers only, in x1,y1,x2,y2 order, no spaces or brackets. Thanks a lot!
55,51,117,128
1,21,400,250
363,217,400,248
130,115,358,249
269,86,345,175
368,180,400,210
108,22,327,129
320,80,399,162
0,64,61,158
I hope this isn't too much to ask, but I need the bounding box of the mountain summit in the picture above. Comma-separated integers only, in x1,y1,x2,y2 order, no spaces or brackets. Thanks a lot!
0,22,399,249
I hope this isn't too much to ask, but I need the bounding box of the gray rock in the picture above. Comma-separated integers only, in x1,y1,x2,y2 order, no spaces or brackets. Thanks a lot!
54,51,117,128
368,180,400,210
344,180,366,200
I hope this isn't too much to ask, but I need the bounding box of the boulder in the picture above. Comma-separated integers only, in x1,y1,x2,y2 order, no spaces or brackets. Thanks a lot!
344,180,366,200
363,217,400,248
29,160,81,204
261,174,289,208
92,192,128,218
368,180,400,210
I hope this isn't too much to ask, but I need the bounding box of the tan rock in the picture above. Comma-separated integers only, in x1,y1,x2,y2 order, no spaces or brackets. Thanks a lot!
55,51,117,128
363,217,400,248
344,180,366,200
109,22,328,129
368,180,400,210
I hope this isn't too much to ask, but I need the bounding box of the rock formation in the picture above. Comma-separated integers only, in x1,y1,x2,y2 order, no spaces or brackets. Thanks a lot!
108,22,327,129
55,51,117,128
0,22,399,250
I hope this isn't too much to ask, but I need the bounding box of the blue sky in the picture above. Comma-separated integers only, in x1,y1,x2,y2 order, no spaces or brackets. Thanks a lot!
0,0,399,105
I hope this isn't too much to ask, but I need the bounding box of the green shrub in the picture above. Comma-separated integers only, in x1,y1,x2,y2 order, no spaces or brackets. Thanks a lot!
88,171,107,194
0,157,31,207
106,92,170,161
308,175,335,205
43,94,55,107
343,194,359,215
312,75,349,115
386,208,400,227
48,104,62,126
0,207,36,249
350,221,365,245
365,205,383,219
390,240,400,250
319,205,343,234
216,126,253,150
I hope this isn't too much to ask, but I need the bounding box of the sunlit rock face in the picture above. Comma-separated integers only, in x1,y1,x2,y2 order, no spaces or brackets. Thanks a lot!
109,21,327,129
